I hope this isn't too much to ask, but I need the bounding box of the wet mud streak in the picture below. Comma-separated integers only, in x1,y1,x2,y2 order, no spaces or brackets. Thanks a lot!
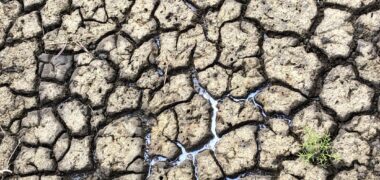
145,73,264,179
145,75,220,179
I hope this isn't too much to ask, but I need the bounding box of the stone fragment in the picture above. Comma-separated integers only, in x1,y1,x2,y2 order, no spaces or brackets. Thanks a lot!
43,10,116,51
258,119,300,170
58,100,90,136
40,0,70,27
198,65,229,98
53,133,70,161
148,160,194,180
280,158,329,180
217,98,263,135
325,0,375,8
96,117,145,175
0,135,17,172
311,9,354,58
19,108,64,145
215,125,257,176
175,95,211,149
38,53,73,82
320,65,374,120
263,37,322,95
106,86,141,114
121,0,157,41
355,40,380,84
70,57,115,107
148,73,194,114
332,130,371,167
256,85,306,115
154,0,195,30
9,11,42,40
0,1,21,46
0,87,36,127
219,21,260,67
39,82,66,103
195,150,224,180
246,0,317,34
205,0,241,41
149,109,179,159
58,137,93,172
14,146,56,174
229,58,265,97
343,115,380,140
0,41,39,92
292,102,337,140
177,25,217,70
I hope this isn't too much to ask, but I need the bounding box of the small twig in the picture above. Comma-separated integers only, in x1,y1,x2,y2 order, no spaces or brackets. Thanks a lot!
0,136,20,179
163,62,169,85
0,126,4,134
51,43,67,62
0,170,12,174
0,169,12,178
7,139,20,167
46,41,93,57
75,41,96,60
75,41,90,54
44,42,69,45
47,43,68,71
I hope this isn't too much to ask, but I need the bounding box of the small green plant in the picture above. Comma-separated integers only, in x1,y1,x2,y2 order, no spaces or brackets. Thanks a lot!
298,127,339,167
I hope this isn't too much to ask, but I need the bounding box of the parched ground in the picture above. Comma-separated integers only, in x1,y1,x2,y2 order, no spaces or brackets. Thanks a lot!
0,0,380,179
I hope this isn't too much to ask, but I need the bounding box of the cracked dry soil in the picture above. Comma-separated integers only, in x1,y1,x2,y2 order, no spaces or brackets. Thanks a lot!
1,0,380,179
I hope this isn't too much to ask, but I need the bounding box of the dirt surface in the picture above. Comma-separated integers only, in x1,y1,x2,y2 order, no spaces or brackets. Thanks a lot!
0,0,380,179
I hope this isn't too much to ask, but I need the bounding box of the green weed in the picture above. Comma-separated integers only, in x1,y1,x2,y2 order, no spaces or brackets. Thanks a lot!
298,127,340,167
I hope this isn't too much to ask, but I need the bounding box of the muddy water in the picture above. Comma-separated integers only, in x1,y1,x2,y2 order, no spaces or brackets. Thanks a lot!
144,74,264,179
